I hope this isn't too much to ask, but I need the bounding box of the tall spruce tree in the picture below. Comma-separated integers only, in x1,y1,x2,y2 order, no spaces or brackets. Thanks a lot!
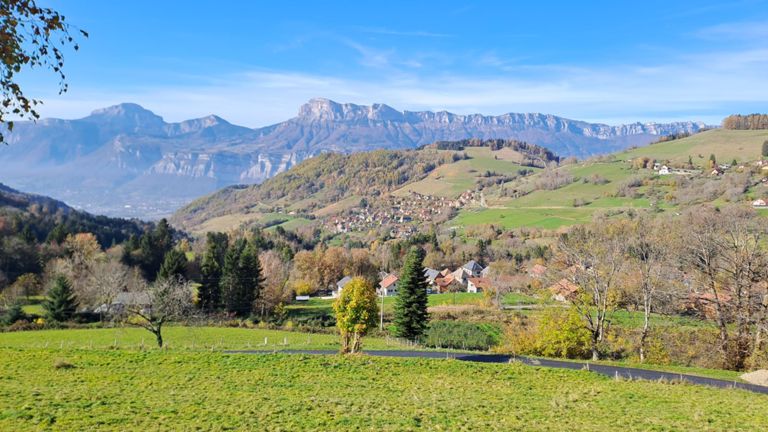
44,276,79,322
222,239,264,317
393,246,429,341
157,249,188,281
762,140,768,158
198,232,228,311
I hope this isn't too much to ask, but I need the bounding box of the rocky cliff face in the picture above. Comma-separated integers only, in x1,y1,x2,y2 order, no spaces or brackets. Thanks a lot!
0,99,709,218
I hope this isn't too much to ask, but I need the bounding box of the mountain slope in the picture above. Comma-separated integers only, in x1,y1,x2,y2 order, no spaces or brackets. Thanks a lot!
1,99,709,219
174,130,768,234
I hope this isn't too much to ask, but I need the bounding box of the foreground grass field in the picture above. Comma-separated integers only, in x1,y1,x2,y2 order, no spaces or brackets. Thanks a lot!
1,345,766,431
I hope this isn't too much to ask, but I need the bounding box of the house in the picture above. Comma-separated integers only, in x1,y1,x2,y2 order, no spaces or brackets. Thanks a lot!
480,266,491,278
528,264,548,279
434,273,459,294
753,199,768,208
378,274,399,297
710,168,723,176
467,277,492,293
424,268,440,285
462,260,484,277
548,279,580,303
96,291,151,315
452,267,469,285
658,165,671,175
334,276,353,298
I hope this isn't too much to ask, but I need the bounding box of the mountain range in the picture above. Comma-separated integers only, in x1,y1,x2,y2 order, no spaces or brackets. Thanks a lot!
0,98,709,219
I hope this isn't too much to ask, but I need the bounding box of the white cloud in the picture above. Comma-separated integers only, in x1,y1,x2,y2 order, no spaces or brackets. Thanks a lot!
31,44,768,127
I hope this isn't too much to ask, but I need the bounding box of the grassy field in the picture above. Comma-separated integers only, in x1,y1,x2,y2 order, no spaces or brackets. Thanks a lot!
1,342,766,431
619,129,768,165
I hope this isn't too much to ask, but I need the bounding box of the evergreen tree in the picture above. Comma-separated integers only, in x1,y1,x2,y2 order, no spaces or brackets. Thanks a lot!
476,239,489,267
762,140,768,158
138,219,174,281
199,250,222,311
44,276,79,322
198,232,228,311
222,239,264,317
2,303,27,325
393,246,429,341
157,249,188,281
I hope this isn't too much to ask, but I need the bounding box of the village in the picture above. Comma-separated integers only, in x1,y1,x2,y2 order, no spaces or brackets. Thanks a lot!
327,190,484,238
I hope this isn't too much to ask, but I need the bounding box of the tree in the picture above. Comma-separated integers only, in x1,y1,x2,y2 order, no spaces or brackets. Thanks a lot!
9,273,40,301
0,0,87,144
137,219,173,281
44,275,78,322
2,302,26,325
157,249,188,281
333,277,379,353
557,221,626,360
625,217,669,362
762,140,768,158
222,239,263,317
393,246,429,341
197,232,228,311
122,276,192,348
257,250,291,318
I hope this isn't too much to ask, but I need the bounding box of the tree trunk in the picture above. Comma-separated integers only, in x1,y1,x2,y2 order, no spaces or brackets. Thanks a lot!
351,332,362,353
591,331,600,361
340,332,350,354
639,296,651,363
154,327,163,348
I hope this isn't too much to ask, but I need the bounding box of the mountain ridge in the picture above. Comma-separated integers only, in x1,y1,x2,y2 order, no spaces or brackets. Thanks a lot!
0,99,711,219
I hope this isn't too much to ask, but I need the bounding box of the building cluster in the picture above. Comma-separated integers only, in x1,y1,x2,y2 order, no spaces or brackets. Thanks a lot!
327,191,483,238
333,260,493,298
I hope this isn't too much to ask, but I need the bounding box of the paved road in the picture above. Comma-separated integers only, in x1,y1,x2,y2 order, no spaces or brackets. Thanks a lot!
225,349,768,395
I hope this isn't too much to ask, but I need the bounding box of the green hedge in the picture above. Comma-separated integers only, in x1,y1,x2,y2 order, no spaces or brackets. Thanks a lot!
421,320,500,351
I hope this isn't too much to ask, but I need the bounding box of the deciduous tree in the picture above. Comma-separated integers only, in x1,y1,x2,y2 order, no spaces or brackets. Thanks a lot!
333,277,379,353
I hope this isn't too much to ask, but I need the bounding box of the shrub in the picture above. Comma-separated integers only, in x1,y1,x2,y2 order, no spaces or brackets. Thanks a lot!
535,308,591,359
421,320,500,351
2,303,27,326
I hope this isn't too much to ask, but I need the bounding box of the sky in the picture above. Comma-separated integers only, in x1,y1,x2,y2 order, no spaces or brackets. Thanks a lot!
23,0,768,126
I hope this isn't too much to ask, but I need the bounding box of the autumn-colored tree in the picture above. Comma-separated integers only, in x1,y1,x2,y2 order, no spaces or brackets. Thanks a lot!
333,277,379,353
557,220,626,360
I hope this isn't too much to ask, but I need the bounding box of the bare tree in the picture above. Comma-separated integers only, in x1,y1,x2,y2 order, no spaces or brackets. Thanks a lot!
625,217,669,362
83,259,131,317
717,206,768,369
557,221,626,360
121,276,193,348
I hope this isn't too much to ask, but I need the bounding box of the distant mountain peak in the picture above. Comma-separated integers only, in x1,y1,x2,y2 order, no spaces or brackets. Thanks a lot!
89,103,160,118
298,98,403,122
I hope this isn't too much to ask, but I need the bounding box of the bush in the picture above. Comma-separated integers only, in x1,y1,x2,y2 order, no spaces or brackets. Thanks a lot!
503,308,591,359
421,321,500,351
2,303,27,325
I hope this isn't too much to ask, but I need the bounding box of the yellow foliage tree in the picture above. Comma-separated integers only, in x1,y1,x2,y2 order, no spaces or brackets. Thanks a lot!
333,277,379,354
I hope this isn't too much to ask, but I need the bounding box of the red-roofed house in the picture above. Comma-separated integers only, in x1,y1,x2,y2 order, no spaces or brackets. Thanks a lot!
378,274,399,297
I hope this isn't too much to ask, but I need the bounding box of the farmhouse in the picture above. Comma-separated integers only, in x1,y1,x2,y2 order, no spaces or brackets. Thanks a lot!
334,276,353,298
548,279,580,303
467,277,492,293
462,260,484,277
378,274,399,297
658,165,671,175
752,198,767,208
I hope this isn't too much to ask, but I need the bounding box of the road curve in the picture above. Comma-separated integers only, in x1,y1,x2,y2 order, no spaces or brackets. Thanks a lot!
224,349,768,395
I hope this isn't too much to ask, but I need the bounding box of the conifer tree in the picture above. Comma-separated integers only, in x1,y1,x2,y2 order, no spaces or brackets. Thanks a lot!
44,276,79,322
222,239,264,317
762,140,768,158
393,246,429,341
157,249,188,281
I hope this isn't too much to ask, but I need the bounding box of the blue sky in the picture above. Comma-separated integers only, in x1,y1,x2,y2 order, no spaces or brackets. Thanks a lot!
26,0,768,126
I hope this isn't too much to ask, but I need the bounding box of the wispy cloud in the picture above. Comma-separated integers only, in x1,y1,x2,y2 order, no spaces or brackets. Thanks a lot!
31,41,768,127
694,20,768,40
355,26,453,38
